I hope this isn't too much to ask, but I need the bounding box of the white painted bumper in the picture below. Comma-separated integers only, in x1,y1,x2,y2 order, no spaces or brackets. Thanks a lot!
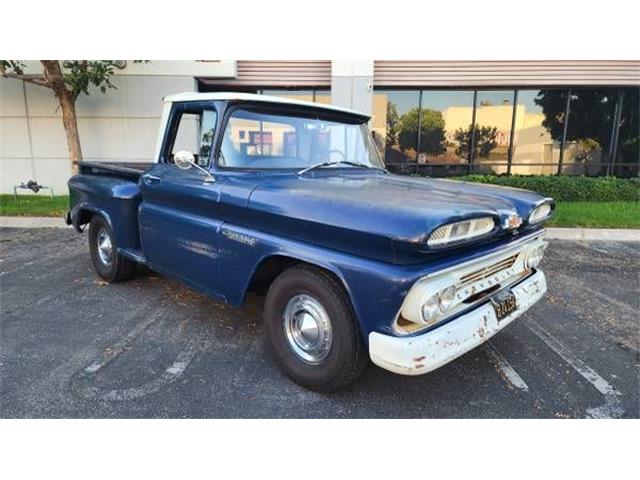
369,269,547,375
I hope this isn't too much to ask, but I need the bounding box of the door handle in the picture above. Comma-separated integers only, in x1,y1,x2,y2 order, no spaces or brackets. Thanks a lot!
142,173,161,183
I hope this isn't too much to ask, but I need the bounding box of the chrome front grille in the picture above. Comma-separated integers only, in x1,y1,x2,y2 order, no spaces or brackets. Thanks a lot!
459,253,519,287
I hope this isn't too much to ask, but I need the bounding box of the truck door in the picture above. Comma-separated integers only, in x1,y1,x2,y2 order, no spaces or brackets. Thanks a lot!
139,103,225,299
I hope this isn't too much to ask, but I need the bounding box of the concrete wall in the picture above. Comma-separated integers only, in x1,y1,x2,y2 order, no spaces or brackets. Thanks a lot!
330,61,374,116
0,75,196,194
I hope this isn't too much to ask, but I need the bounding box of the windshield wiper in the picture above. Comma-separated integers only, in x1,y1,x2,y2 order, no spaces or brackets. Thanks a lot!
298,160,387,175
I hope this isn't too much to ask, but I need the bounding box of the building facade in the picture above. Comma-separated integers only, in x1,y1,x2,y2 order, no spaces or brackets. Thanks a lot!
1,60,638,193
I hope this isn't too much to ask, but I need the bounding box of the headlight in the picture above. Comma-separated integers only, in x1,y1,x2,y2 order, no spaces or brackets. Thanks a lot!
438,285,457,310
420,285,459,324
421,294,441,324
427,217,495,247
529,202,552,224
525,244,547,269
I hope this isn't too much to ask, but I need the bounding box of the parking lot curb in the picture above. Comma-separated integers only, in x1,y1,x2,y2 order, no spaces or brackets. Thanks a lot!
0,216,69,228
544,227,640,241
1,216,639,241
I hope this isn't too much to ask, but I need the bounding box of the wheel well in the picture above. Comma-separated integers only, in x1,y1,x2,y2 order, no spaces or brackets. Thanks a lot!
247,255,347,299
78,208,95,226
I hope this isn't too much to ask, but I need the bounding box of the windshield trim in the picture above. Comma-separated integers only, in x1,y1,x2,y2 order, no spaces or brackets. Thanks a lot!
213,102,381,173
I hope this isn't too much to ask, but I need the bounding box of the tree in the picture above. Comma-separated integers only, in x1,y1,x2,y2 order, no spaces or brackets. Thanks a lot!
385,101,400,149
1,60,121,174
397,108,446,155
453,124,498,159
535,88,639,175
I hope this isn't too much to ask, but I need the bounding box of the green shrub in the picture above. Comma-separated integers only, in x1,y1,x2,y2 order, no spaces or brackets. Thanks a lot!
451,175,640,202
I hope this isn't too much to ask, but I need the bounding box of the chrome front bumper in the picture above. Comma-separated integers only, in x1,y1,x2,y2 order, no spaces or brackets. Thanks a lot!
369,269,547,375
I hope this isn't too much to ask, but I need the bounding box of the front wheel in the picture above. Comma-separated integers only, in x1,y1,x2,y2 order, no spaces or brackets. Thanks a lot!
88,216,136,283
264,265,368,391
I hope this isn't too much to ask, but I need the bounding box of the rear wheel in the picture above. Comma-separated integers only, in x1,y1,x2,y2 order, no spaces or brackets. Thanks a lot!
264,265,368,391
88,216,136,282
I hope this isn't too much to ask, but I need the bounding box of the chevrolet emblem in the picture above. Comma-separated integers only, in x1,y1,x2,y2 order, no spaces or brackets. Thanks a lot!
504,215,522,230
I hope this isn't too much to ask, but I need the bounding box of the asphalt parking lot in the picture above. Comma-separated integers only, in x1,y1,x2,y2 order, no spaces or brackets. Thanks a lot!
0,227,638,418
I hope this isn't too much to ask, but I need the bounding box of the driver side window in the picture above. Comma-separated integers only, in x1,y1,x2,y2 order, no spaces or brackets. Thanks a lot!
171,109,217,167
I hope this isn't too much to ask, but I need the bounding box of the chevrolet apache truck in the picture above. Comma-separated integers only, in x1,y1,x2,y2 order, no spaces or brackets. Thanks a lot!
66,92,553,391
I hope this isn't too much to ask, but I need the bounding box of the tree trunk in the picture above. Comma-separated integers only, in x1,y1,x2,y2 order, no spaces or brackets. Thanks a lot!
41,61,82,175
58,91,82,175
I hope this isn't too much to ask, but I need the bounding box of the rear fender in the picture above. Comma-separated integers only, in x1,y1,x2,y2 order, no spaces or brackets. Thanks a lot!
68,174,142,252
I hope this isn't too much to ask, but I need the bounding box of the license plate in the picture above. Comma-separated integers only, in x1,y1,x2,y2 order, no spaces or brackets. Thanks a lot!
491,290,518,321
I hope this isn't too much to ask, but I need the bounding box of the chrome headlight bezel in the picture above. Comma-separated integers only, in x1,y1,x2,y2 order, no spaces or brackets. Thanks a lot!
529,201,554,225
427,217,496,247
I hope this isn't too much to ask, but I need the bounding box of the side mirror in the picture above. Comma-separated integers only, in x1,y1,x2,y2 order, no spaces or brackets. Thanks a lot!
174,150,195,170
173,150,215,183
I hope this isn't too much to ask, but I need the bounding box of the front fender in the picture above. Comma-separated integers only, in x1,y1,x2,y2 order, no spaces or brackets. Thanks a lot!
218,223,415,342
219,223,549,343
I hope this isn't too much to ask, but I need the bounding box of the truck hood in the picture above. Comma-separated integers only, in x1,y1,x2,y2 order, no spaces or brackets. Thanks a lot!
247,171,550,263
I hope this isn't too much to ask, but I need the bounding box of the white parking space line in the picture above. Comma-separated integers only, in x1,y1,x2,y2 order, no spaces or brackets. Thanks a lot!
70,311,200,402
525,319,624,419
484,342,529,392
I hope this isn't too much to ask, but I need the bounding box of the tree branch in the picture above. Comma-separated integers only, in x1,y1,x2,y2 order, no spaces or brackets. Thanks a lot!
0,71,51,89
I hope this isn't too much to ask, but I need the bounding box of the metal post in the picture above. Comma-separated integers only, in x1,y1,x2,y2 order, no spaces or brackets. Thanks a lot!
557,89,571,176
469,90,478,174
415,90,423,175
507,89,518,175
22,81,37,181
609,89,624,176
605,91,620,175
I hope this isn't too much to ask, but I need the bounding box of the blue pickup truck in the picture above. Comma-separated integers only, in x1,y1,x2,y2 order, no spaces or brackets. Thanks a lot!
66,92,553,391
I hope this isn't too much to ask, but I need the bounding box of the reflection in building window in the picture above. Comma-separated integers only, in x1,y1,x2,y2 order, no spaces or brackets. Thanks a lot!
613,87,639,177
471,90,514,174
260,89,314,103
419,90,474,172
314,92,332,105
511,89,564,175
371,91,420,166
259,89,331,105
561,88,617,175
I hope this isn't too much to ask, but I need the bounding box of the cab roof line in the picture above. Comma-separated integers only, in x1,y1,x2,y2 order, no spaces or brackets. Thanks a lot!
162,92,369,119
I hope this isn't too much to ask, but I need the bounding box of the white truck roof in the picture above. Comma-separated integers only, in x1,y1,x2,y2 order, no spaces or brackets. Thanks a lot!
163,92,368,118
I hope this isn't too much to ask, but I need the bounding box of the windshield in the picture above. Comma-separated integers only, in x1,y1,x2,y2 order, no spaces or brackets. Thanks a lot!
218,107,384,170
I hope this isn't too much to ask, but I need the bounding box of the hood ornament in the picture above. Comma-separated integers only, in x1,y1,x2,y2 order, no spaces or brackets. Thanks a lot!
503,214,523,230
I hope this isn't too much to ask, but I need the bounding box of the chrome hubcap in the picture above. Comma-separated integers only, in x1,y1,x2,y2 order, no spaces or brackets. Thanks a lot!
283,294,332,364
96,228,113,265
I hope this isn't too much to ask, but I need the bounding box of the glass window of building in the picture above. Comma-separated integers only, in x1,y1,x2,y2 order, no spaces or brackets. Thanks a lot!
371,90,421,167
613,87,639,177
472,90,515,174
418,90,475,173
259,89,331,105
561,88,617,175
314,90,332,105
260,89,315,103
511,89,566,175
